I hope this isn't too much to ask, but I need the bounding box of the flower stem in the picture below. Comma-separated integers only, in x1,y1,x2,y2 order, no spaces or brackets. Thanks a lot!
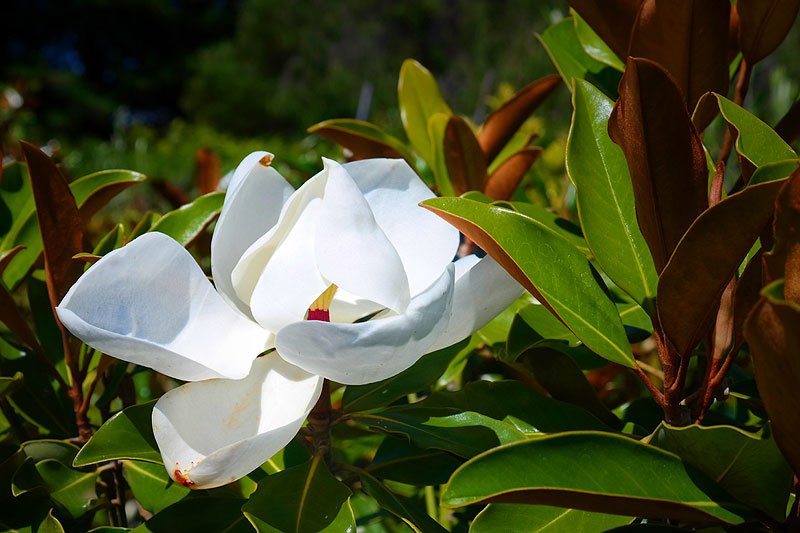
307,379,332,464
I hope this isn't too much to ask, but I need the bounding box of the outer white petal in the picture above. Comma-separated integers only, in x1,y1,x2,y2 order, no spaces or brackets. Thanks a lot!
56,233,271,382
275,264,455,385
343,158,459,296
427,254,525,352
316,159,410,314
211,151,294,317
152,354,322,489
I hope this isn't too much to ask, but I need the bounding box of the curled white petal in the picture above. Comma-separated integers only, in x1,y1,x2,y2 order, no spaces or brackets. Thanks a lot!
57,232,271,381
275,264,455,385
152,354,322,489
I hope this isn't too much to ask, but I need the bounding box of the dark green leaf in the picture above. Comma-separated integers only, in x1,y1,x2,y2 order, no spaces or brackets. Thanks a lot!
398,59,452,166
123,460,189,514
149,192,224,246
367,438,462,486
20,440,79,466
359,472,447,533
27,274,63,364
73,400,160,466
504,303,580,362
128,211,161,241
0,372,23,399
143,497,250,533
37,509,65,533
92,224,125,257
13,458,96,519
441,432,753,524
471,503,631,532
422,198,635,367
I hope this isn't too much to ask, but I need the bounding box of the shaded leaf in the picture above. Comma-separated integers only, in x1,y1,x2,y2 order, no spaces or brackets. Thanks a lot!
20,440,79,466
359,472,447,533
484,148,542,201
504,303,580,362
736,0,800,64
128,211,160,241
443,116,487,195
608,58,708,273
422,197,635,367
13,458,96,519
478,75,560,163
763,170,800,298
441,432,752,524
398,59,451,166
37,509,65,533
73,400,160,466
367,438,461,486
242,456,353,533
658,175,789,355
342,338,468,413
0,372,23,399
149,192,224,247
471,503,632,533
566,0,643,61
123,460,189,514
567,79,657,314
143,497,250,533
308,119,415,165
732,250,762,349
0,248,43,354
649,423,793,521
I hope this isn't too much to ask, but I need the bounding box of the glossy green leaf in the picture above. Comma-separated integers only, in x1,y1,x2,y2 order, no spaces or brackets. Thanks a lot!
422,197,635,367
123,460,189,514
128,211,161,241
0,162,33,240
359,472,447,533
142,497,250,532
73,400,160,466
308,118,416,165
149,191,224,246
572,11,625,71
13,459,96,519
750,159,800,185
243,456,353,533
398,59,452,166
472,503,632,532
496,200,589,255
649,423,793,521
441,432,753,524
37,509,65,533
20,440,79,466
342,338,468,412
716,94,798,170
505,303,580,362
27,274,63,363
427,112,454,196
566,0,642,62
92,224,125,257
367,438,462,486
567,79,657,315
537,18,621,99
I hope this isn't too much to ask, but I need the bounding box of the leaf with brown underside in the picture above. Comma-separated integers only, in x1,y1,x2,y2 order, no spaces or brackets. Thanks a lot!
658,177,789,356
732,250,762,349
195,147,221,195
566,0,644,61
628,0,730,115
484,148,542,201
444,116,487,196
0,246,43,353
737,0,800,64
763,170,800,301
20,142,84,310
744,287,800,477
478,75,560,163
308,119,416,167
608,58,708,273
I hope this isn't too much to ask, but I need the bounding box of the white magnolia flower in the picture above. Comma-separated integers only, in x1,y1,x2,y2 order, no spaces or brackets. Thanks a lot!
57,153,523,488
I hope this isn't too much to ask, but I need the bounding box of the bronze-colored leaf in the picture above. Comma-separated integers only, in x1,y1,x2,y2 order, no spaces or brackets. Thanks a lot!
308,119,415,166
444,116,487,196
566,0,644,61
744,293,800,477
0,245,25,276
0,246,42,353
775,98,800,146
658,177,788,356
484,148,542,201
737,0,800,64
628,0,730,114
608,58,708,273
763,168,800,301
732,250,762,349
19,142,84,309
478,75,560,163
195,147,221,195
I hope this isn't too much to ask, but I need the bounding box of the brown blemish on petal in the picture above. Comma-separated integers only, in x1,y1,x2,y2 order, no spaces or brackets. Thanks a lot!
259,154,273,167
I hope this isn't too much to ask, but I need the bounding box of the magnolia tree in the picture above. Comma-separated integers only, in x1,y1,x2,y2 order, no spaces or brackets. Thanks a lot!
1,0,800,531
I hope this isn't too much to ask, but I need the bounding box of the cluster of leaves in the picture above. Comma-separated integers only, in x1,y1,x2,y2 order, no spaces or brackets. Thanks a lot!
1,1,800,532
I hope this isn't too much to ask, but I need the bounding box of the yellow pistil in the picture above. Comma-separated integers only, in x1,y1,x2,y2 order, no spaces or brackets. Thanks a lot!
309,284,338,312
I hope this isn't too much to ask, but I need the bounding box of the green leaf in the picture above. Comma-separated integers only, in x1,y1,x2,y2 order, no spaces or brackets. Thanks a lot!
716,94,798,169
572,11,625,71
0,162,33,240
27,274,64,364
149,192,224,246
648,423,793,521
37,509,65,533
92,224,125,257
128,211,161,241
750,159,800,185
20,440,79,466
13,459,97,519
398,59,452,166
493,200,589,256
143,497,251,532
342,338,468,412
308,118,416,166
441,432,753,525
367,438,462,486
243,456,353,533
0,372,23,398
537,18,621,99
567,79,657,315
422,198,635,367
472,503,632,532
359,472,447,533
123,460,190,514
427,112,454,196
73,400,160,466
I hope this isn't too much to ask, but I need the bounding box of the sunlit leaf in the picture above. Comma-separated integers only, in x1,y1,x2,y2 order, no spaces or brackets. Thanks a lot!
308,119,415,165
472,503,632,532
484,148,542,201
566,0,643,60
149,191,224,246
123,460,189,514
443,116,487,195
73,400,160,466
398,59,452,166
572,11,625,71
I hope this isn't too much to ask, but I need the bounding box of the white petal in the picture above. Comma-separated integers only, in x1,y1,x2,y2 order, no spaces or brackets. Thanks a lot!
233,176,329,331
275,264,455,385
316,159,410,314
211,151,294,317
427,255,525,352
343,158,459,296
56,233,271,381
152,354,322,489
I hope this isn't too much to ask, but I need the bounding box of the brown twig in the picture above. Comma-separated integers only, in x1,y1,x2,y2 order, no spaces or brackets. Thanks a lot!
633,364,665,406
307,380,332,464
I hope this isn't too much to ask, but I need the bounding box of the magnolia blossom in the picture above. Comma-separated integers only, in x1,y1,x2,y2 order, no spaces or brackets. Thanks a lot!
57,154,523,488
